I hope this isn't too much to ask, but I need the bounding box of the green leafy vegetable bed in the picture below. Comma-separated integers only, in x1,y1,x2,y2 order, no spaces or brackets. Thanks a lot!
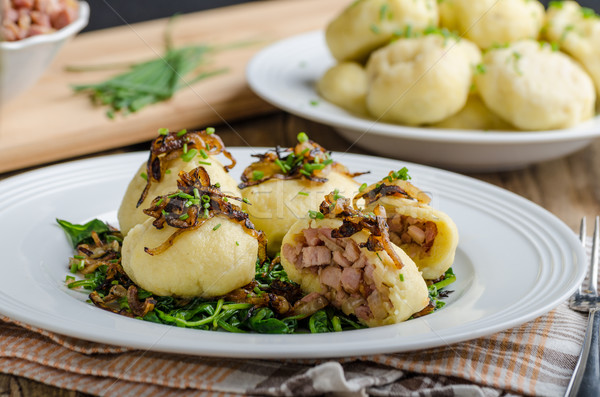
58,218,454,334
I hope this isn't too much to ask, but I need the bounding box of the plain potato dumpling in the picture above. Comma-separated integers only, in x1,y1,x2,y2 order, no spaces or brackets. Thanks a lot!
365,34,481,125
241,172,359,256
118,156,240,236
545,1,600,96
325,0,438,62
317,62,368,115
432,94,514,130
280,217,429,327
438,0,545,49
121,217,257,298
475,40,596,130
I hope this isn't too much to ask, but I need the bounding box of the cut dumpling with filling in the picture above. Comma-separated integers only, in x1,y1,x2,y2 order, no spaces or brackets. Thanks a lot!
353,169,458,280
121,167,266,298
325,0,439,62
365,34,481,125
475,40,596,130
118,128,240,236
317,62,368,115
431,94,514,131
239,133,362,256
438,0,545,49
545,1,600,96
280,193,430,327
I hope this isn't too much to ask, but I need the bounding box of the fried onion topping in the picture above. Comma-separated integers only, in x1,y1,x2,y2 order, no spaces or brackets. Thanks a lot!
142,166,267,261
238,133,366,189
137,128,236,207
352,169,430,208
317,192,404,269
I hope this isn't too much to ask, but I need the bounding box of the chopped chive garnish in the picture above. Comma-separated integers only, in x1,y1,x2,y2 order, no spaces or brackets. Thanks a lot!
242,198,250,204
199,149,208,159
206,127,215,134
162,209,168,216
235,241,239,246
65,275,75,282
156,198,163,206
252,170,264,180
183,143,188,153
214,182,221,188
297,132,309,143
399,274,404,282
298,191,309,196
73,255,85,260
158,127,169,135
181,149,197,162
177,128,188,137
193,188,200,199
359,183,368,192
299,169,312,177
213,223,222,231
165,169,171,174
202,195,210,202
198,161,212,166
274,159,289,173
140,172,148,181
308,210,324,219
179,214,189,220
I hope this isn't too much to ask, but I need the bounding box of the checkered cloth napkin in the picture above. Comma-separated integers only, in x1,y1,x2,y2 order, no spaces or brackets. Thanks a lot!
0,242,592,397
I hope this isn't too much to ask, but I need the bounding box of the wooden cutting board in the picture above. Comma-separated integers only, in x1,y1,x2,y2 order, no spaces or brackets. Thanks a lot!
0,0,348,173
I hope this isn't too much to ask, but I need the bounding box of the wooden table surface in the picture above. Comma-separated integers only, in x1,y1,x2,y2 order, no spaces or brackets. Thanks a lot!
1,110,599,396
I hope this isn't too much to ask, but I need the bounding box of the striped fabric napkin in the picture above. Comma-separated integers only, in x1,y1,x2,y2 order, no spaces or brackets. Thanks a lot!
0,243,591,397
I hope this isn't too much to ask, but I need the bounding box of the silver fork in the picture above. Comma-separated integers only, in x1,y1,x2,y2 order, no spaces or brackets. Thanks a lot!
565,216,599,397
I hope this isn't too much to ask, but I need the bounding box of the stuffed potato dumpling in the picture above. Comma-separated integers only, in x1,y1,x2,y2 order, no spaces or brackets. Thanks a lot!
438,0,545,49
280,193,430,327
325,0,438,62
545,1,600,96
475,40,596,130
118,129,240,236
365,34,481,125
121,167,266,298
240,133,362,256
353,169,458,280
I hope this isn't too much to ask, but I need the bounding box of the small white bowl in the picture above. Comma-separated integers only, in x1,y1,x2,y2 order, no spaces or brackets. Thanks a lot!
0,1,89,104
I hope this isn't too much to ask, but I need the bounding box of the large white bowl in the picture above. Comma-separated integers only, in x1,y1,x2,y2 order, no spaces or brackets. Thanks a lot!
247,31,600,172
0,1,89,104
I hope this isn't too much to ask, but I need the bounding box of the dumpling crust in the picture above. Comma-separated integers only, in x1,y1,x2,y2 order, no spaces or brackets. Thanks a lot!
121,217,257,298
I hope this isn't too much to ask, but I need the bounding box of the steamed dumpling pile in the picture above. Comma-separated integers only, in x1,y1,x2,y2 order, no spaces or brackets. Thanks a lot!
353,169,458,280
121,166,266,298
118,128,240,236
239,133,361,256
318,0,599,131
280,192,429,327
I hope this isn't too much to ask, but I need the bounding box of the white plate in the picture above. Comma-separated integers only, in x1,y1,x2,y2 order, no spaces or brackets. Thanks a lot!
0,150,586,358
246,31,600,172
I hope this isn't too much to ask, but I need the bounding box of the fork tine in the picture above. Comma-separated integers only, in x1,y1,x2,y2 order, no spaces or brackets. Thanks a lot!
588,216,599,296
579,217,587,295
